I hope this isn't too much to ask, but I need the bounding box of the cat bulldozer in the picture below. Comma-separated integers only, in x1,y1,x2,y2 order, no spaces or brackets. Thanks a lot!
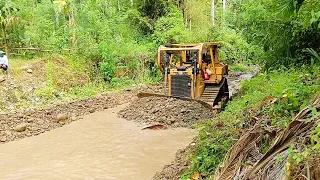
138,42,229,110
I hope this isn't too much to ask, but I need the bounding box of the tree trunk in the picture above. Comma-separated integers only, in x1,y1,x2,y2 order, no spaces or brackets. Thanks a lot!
189,15,192,30
55,12,59,28
1,24,8,55
118,0,121,12
211,0,215,26
68,11,76,49
223,0,226,28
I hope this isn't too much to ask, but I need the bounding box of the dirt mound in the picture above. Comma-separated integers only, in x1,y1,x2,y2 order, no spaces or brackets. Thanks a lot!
118,97,215,128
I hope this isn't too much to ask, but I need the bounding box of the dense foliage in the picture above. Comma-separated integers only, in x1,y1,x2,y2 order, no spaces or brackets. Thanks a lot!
228,0,320,68
0,0,319,76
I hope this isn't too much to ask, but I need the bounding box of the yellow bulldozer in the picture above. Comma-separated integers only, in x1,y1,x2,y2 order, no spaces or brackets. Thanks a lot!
139,42,229,110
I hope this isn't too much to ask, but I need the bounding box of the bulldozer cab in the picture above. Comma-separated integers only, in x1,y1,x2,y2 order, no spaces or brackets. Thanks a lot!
156,42,229,110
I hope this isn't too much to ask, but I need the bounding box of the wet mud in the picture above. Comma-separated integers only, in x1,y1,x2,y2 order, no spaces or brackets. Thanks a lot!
118,96,215,128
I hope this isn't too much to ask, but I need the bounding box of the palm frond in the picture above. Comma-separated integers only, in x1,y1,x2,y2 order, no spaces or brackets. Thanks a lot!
3,16,19,26
306,48,320,61
214,93,320,179
278,0,306,19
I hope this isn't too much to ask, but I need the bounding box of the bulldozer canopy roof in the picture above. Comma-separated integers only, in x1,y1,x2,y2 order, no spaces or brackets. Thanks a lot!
159,42,219,52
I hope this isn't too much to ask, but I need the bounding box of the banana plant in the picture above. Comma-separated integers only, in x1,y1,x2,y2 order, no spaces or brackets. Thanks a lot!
306,48,320,61
279,0,305,19
0,1,18,54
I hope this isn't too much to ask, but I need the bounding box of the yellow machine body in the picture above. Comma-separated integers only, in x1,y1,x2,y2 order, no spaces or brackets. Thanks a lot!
139,42,229,110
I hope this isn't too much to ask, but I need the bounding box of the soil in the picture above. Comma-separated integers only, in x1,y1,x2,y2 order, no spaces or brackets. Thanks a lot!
118,96,215,128
0,84,161,144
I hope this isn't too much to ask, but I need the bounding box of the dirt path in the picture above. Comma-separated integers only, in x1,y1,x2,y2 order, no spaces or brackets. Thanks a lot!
0,105,195,180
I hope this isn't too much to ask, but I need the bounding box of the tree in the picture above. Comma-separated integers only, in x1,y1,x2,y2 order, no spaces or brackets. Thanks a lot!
211,0,215,25
0,1,18,54
53,0,76,49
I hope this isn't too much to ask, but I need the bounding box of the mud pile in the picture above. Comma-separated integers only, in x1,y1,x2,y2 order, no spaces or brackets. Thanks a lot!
118,96,215,128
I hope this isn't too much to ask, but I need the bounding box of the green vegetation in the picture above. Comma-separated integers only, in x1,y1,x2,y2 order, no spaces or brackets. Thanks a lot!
0,0,318,80
1,0,317,71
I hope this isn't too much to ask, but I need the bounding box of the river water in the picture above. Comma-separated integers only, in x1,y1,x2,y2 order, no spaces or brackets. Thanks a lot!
0,104,194,180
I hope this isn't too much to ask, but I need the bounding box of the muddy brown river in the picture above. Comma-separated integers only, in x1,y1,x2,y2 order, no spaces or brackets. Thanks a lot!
0,104,195,180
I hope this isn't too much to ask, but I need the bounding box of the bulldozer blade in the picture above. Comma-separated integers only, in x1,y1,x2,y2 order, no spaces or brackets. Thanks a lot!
137,92,214,110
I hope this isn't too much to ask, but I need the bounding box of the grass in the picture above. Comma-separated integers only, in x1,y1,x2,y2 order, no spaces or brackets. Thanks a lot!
181,67,320,179
0,55,158,113
228,62,259,73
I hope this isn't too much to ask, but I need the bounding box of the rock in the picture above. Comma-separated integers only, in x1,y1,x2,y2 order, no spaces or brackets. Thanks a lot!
26,118,34,123
37,120,44,124
27,86,35,92
25,132,32,137
26,69,33,73
17,113,24,118
41,124,49,129
56,113,68,122
5,131,12,136
1,136,6,142
89,109,95,113
14,123,27,132
31,127,39,131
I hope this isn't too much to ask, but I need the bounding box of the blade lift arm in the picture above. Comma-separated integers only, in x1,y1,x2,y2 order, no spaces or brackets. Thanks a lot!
164,52,172,96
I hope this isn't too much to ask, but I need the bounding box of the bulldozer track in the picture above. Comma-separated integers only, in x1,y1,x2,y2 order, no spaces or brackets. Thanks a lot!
139,78,229,111
198,77,229,109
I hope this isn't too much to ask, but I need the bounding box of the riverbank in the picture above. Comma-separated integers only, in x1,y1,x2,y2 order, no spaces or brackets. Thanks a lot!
179,68,320,179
